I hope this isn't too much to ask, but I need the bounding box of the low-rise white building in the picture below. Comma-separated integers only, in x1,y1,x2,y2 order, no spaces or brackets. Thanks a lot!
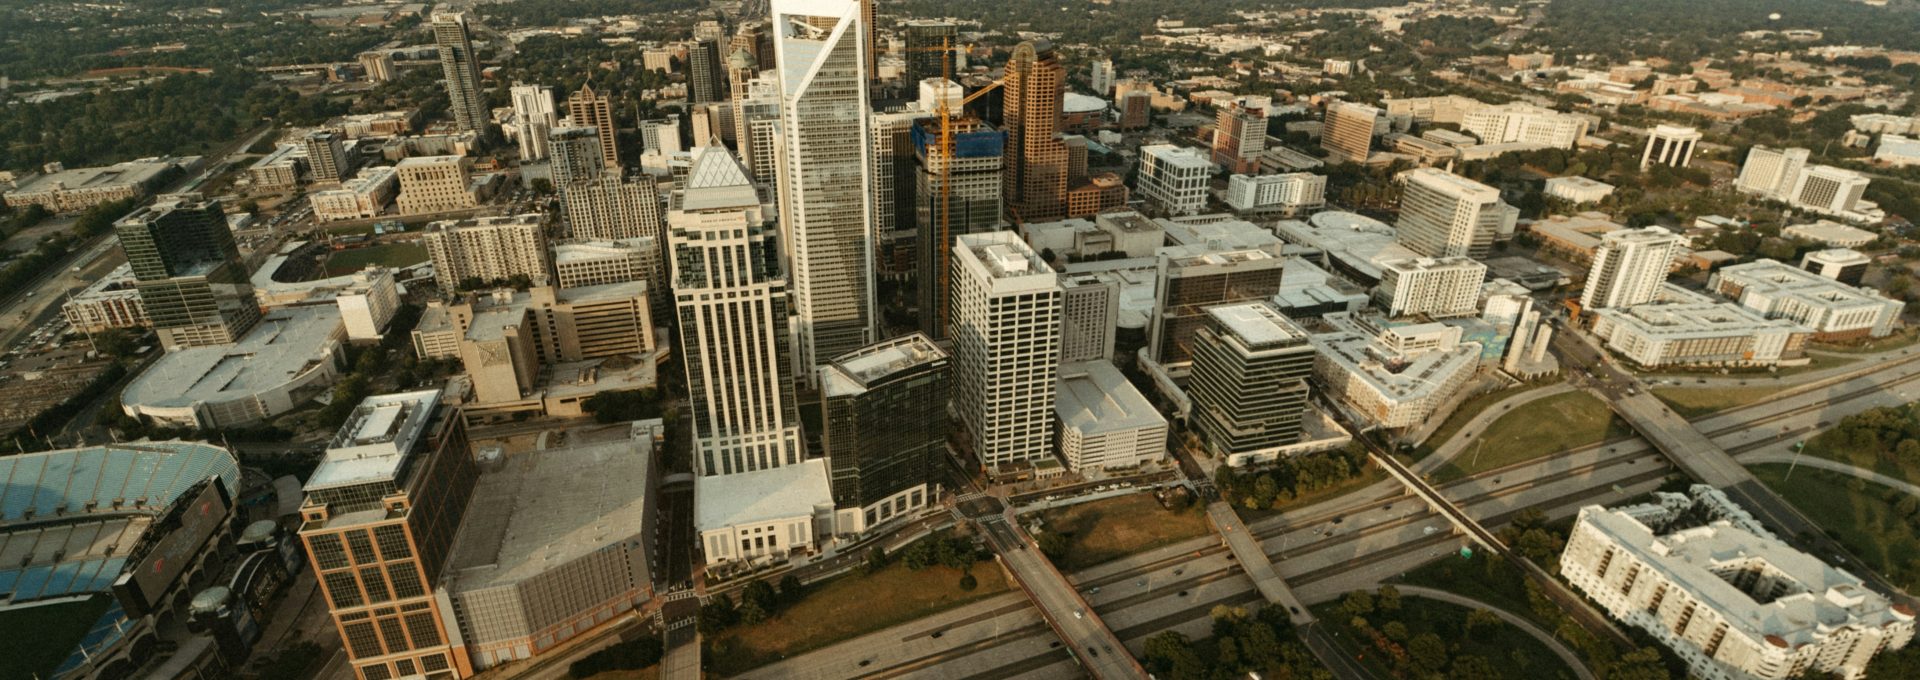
62,263,147,333
1873,133,1920,167
694,458,833,567
1054,359,1167,471
1224,173,1327,214
1710,259,1901,341
1588,285,1809,368
1544,176,1616,204
1782,220,1877,248
1310,315,1480,430
120,307,347,429
309,166,398,222
1373,256,1487,318
1563,487,1915,680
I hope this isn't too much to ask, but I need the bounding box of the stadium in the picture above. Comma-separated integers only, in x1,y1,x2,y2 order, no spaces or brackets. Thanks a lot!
0,442,248,680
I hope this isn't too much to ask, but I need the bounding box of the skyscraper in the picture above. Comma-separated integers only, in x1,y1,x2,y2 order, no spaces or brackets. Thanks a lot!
1322,100,1379,164
562,175,660,241
1582,227,1681,311
733,73,782,183
566,84,621,169
915,118,1005,340
421,214,553,291
510,83,559,160
670,146,803,477
304,129,351,183
115,195,261,349
951,231,1061,472
1212,95,1269,174
774,0,877,374
689,38,727,104
902,21,959,87
547,126,606,188
1003,40,1070,223
1395,167,1515,259
432,12,489,133
819,333,950,534
1791,165,1871,215
1187,302,1316,457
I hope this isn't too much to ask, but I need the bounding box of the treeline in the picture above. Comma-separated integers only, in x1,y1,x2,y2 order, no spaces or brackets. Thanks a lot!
0,197,130,295
478,0,700,28
1141,604,1330,680
1533,0,1920,64
0,363,126,454
0,8,393,78
1811,404,1920,466
0,69,346,171
1214,444,1370,511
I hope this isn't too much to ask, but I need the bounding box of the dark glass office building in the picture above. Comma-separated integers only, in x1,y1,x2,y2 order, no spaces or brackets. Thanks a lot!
819,333,950,533
114,195,261,349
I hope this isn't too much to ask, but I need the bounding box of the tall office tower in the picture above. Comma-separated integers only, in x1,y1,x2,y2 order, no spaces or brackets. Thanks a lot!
547,126,606,187
304,129,351,183
562,175,661,240
1322,100,1379,164
1090,57,1115,97
1187,302,1316,457
421,214,553,291
670,146,803,477
115,196,261,349
1735,145,1811,199
902,21,959,87
1117,90,1152,131
733,74,783,183
1148,248,1286,365
871,110,923,281
565,84,621,169
774,0,878,374
299,388,476,680
1640,124,1700,170
1792,165,1871,215
432,12,489,133
1582,227,1681,311
694,19,727,42
1395,167,1515,259
726,47,759,102
859,0,877,86
640,116,683,156
358,51,396,83
1212,95,1270,174
951,232,1061,471
731,21,772,71
819,333,950,533
1059,273,1118,363
1003,40,1071,223
689,38,728,104
509,83,559,160
915,118,1005,340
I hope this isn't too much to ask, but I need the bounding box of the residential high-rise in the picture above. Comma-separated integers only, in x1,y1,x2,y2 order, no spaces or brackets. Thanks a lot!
733,74,782,183
1735,145,1811,200
1374,256,1487,318
422,214,553,291
1322,100,1380,164
394,155,477,215
1582,227,1681,310
304,129,351,183
509,83,559,160
1640,124,1700,170
1138,144,1211,216
819,334,950,534
915,118,1006,340
1148,248,1286,365
359,51,396,82
1003,40,1070,223
561,175,660,240
547,126,606,187
1395,167,1515,259
1187,302,1316,458
902,21,959,87
689,38,727,104
774,0,878,373
1212,96,1270,174
1089,57,1115,96
639,116,682,156
671,146,803,477
951,232,1061,472
299,388,476,680
114,195,262,349
566,84,621,169
432,12,489,133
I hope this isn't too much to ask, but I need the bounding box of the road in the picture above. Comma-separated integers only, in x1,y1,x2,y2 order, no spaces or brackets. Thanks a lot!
981,512,1145,680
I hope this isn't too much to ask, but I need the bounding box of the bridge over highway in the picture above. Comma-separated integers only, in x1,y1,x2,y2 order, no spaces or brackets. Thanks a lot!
984,510,1147,680
1206,501,1374,680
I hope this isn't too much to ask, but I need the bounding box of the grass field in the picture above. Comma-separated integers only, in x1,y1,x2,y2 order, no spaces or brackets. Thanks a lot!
1641,352,1857,379
1429,391,1633,483
1312,593,1579,680
1752,463,1920,592
1036,493,1211,571
324,243,426,275
706,559,1010,676
1651,385,1778,419
1413,384,1546,459
0,594,113,680
1810,329,1920,354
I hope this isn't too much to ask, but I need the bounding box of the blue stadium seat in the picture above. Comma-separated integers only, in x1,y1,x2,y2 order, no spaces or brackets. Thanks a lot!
94,449,134,507
64,450,102,512
43,562,82,596
14,565,53,600
1,457,46,521
0,568,18,596
89,557,127,591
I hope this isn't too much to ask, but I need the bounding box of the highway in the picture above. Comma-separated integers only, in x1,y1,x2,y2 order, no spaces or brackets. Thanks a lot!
740,351,1920,680
981,512,1145,680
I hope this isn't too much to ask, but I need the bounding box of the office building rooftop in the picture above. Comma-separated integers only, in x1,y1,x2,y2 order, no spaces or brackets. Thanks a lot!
307,388,445,492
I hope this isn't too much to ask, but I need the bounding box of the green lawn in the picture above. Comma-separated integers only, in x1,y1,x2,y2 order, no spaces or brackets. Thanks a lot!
1312,592,1579,680
1641,352,1857,379
0,594,114,680
705,559,1010,676
1652,385,1778,419
1796,408,1920,487
324,243,426,275
1811,328,1920,354
1752,463,1920,592
1413,384,1546,459
1429,391,1634,483
1036,493,1211,571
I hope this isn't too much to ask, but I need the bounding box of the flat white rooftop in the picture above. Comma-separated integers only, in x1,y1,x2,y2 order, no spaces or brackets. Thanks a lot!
694,459,831,532
1056,360,1166,435
120,307,344,414
308,389,444,492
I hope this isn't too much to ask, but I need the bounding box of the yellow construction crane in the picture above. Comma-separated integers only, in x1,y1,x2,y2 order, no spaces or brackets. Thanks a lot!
909,38,1004,333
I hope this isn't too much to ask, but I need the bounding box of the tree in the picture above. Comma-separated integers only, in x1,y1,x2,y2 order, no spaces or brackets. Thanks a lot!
697,593,737,635
1376,584,1401,612
1036,532,1070,561
1464,608,1503,641
739,579,778,624
1341,590,1376,618
1407,633,1449,673
864,546,889,574
778,574,803,603
958,572,978,590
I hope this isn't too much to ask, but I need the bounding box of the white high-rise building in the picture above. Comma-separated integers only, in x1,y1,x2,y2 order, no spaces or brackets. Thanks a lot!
774,0,877,374
670,146,803,477
1460,103,1589,148
1640,125,1700,169
1373,256,1487,318
1582,227,1681,310
1791,165,1871,216
640,117,682,156
733,74,783,184
952,232,1061,472
1138,144,1211,216
1735,146,1811,200
1322,101,1380,164
1395,167,1516,259
510,83,559,160
548,126,607,188
1090,58,1115,96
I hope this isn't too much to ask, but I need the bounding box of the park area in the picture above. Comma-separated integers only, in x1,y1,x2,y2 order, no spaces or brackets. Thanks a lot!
1651,385,1778,419
1428,391,1634,483
323,242,426,276
1033,492,1212,571
1313,589,1580,680
1753,463,1920,593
